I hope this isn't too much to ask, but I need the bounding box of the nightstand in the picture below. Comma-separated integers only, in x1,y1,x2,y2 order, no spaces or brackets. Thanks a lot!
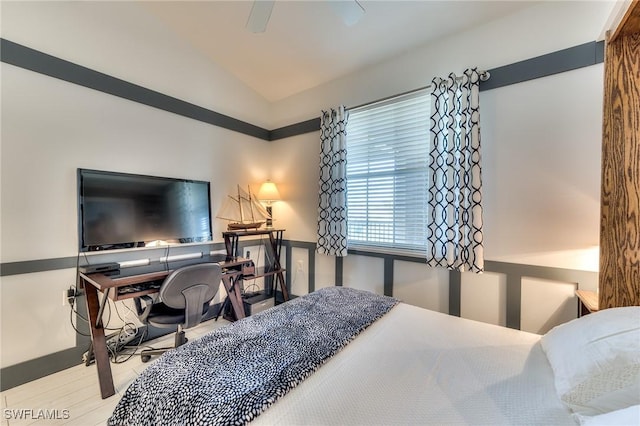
575,290,599,317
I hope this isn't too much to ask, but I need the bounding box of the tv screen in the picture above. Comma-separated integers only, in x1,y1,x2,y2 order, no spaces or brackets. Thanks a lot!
78,169,212,252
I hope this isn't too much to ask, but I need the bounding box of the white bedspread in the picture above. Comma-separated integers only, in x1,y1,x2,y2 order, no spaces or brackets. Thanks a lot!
254,302,576,425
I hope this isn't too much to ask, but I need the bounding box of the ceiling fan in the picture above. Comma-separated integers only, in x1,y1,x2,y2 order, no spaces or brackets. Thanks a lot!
246,0,366,33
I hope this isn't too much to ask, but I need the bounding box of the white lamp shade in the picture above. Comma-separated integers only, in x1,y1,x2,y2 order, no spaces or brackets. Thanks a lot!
258,181,281,201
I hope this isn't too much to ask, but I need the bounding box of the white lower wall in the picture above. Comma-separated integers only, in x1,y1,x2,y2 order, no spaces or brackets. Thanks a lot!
0,270,77,368
520,277,577,334
343,256,384,295
290,247,309,296
314,253,336,291
461,272,507,327
393,262,449,313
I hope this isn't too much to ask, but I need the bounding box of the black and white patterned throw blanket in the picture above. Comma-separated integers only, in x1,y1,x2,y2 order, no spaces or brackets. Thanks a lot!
108,287,398,426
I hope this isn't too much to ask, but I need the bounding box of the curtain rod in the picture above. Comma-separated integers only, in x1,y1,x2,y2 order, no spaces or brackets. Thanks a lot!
348,70,490,111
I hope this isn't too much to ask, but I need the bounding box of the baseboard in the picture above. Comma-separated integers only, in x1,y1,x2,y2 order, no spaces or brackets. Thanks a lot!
0,301,228,391
0,346,86,392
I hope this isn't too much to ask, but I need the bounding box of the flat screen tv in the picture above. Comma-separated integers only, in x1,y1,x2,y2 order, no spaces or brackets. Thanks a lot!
78,169,212,252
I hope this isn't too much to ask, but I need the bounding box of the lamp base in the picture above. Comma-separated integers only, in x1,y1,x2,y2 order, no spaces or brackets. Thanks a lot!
265,205,273,228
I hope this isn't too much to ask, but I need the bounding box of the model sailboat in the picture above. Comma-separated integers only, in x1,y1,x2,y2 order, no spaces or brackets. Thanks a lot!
216,185,271,230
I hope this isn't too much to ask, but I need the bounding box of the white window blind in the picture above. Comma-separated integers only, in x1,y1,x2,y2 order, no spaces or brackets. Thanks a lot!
346,89,430,255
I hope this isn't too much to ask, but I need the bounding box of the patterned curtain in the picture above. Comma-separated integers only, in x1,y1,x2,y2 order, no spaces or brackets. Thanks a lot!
427,68,484,272
317,106,349,256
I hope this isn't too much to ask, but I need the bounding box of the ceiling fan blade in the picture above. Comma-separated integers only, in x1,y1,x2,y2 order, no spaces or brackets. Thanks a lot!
246,0,275,33
330,0,365,27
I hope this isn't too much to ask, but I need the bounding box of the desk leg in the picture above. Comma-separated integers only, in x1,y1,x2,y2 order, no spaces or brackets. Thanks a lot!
222,275,245,320
578,300,589,318
268,231,289,301
83,280,115,399
276,271,289,301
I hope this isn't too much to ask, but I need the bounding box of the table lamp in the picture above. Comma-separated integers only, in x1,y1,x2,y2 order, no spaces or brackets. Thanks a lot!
258,180,281,228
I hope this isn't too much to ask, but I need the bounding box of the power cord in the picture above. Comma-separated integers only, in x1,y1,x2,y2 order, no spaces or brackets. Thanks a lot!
68,280,141,364
68,298,91,337
110,324,146,364
72,246,201,365
241,242,262,297
243,236,282,296
243,282,260,294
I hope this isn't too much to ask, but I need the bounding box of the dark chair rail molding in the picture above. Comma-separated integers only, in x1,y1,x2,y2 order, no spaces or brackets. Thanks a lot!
0,238,597,391
284,240,598,331
1,38,603,142
0,39,270,140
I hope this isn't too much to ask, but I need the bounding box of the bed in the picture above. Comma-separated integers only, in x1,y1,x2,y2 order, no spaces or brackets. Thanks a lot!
108,287,640,426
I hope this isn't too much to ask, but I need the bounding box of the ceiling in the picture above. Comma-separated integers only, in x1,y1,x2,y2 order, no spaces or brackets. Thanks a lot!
138,1,538,102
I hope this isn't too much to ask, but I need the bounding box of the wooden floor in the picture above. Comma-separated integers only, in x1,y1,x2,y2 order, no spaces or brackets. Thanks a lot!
1,319,230,425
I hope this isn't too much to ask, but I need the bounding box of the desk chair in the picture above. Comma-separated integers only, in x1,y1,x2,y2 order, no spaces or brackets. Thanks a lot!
134,263,222,362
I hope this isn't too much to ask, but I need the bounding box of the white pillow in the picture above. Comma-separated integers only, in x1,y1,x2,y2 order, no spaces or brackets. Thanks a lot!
540,306,640,415
576,404,640,426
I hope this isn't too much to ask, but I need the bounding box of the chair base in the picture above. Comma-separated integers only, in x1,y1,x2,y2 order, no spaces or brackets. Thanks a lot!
140,330,188,363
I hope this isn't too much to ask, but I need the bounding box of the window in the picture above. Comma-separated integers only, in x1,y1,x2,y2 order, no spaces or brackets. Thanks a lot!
346,89,430,256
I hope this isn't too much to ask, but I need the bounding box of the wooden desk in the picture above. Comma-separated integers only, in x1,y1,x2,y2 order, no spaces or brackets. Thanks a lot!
576,289,599,317
79,254,250,399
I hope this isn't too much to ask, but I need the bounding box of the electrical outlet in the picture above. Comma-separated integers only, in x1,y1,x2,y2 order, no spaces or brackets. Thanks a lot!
63,287,76,306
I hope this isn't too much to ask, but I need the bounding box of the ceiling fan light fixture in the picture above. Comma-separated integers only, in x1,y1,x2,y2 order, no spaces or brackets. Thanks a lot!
330,0,366,27
245,0,365,34
246,0,275,33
